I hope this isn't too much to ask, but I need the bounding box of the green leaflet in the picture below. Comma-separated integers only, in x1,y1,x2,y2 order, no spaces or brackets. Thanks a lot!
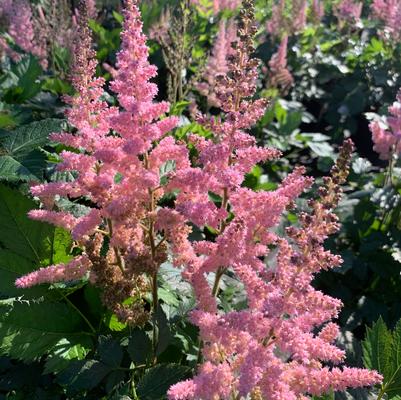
0,118,64,181
0,301,91,362
363,318,401,398
136,364,192,400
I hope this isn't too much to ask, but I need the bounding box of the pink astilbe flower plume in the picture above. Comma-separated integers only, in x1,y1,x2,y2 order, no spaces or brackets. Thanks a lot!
190,0,241,15
333,0,363,25
196,18,237,108
371,0,401,42
168,1,381,398
369,87,401,160
0,0,47,68
17,0,184,326
266,0,307,39
268,34,294,94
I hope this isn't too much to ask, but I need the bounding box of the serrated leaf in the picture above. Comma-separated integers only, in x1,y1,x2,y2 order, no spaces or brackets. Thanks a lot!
136,364,191,400
98,336,123,368
44,338,90,374
363,317,393,380
0,301,90,361
386,320,401,397
0,185,72,294
57,359,111,393
0,184,53,263
0,249,48,299
127,329,152,364
155,305,171,355
0,119,64,181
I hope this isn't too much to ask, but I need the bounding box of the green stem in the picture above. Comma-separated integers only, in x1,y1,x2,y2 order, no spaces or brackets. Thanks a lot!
151,271,159,364
59,290,96,334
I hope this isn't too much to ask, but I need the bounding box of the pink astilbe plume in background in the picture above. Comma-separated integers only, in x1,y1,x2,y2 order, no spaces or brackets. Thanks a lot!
0,0,47,68
190,0,241,14
196,18,237,107
370,88,401,160
267,0,307,39
310,0,325,24
333,0,363,25
371,0,401,41
268,34,294,94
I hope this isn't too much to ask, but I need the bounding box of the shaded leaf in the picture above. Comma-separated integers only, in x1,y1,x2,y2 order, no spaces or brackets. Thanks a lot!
136,364,191,400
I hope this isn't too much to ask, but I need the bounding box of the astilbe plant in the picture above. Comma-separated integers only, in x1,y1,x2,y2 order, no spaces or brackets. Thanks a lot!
371,0,401,42
266,0,307,39
16,0,181,326
333,0,363,25
0,0,47,68
196,18,237,108
267,34,294,94
15,0,382,398
369,88,401,161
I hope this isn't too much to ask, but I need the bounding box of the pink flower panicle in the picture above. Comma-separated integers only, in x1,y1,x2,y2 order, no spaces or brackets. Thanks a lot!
15,256,91,288
0,0,47,68
167,1,381,397
17,0,181,324
371,0,401,41
333,0,363,24
190,0,241,15
266,0,308,39
311,0,325,24
196,19,237,107
268,34,294,93
370,87,401,160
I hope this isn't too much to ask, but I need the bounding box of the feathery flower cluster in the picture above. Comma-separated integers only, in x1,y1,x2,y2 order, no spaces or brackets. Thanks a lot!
371,0,401,41
167,1,381,398
369,88,401,160
310,0,325,24
266,0,307,39
268,34,294,94
0,0,47,68
196,19,237,107
16,0,381,397
190,0,241,14
17,0,181,325
333,0,363,25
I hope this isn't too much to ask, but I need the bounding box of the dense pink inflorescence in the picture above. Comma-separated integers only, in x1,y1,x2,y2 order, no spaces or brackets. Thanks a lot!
333,0,363,24
16,0,381,397
0,0,47,67
371,0,401,41
268,34,294,93
266,0,307,39
191,0,241,14
369,88,401,160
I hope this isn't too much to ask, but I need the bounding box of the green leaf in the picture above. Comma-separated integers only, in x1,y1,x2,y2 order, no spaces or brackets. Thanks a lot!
44,338,90,374
363,317,393,379
57,359,110,393
0,249,47,299
0,184,53,263
155,306,171,355
98,336,123,368
0,55,42,102
0,119,64,181
127,329,152,364
386,320,401,397
0,300,90,361
136,364,191,400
